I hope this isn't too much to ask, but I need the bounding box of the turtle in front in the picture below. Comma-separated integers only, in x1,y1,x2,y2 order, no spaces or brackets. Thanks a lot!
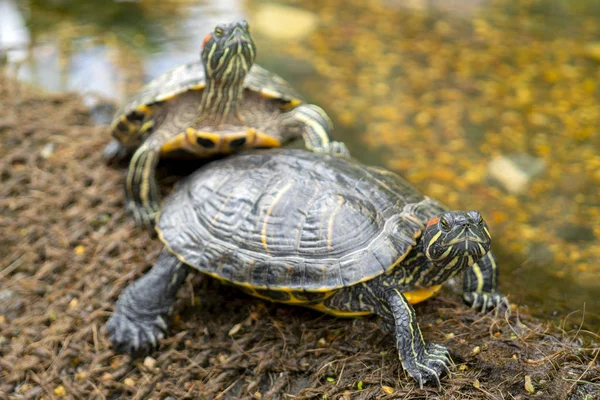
106,20,348,226
106,149,509,387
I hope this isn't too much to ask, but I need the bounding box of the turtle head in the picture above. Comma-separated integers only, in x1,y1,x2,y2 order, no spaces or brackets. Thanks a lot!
422,211,491,275
201,20,256,83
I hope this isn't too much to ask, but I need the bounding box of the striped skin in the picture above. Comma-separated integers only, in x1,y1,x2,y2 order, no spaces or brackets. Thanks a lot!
109,21,347,226
109,149,508,388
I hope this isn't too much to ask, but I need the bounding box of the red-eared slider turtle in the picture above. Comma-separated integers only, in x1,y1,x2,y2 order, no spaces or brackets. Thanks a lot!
106,149,509,387
105,20,348,226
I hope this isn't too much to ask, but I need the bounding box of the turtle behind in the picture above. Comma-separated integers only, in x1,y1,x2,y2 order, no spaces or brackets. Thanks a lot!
106,149,509,388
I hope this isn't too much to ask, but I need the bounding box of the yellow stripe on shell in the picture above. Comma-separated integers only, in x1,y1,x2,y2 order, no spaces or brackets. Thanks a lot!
279,98,303,111
135,104,152,114
252,130,281,148
327,195,345,249
155,224,422,292
261,182,293,253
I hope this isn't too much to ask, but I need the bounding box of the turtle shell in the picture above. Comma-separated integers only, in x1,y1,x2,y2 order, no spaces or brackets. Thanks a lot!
157,149,445,292
111,61,305,130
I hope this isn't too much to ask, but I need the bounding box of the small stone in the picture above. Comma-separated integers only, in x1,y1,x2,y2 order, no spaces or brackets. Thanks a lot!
254,4,318,41
53,385,66,397
459,364,468,371
217,353,228,363
68,298,78,309
40,143,55,159
524,375,535,393
473,379,480,389
228,323,243,336
75,371,87,380
254,391,262,399
445,332,455,340
74,245,86,256
381,385,394,394
124,378,135,386
470,345,481,356
317,337,327,347
487,153,546,195
143,356,157,369
101,372,112,381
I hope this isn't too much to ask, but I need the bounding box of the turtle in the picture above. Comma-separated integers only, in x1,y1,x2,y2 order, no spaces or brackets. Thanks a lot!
105,20,349,227
106,149,509,387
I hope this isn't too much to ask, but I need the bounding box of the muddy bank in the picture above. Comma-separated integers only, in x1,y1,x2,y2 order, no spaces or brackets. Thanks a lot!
0,76,598,399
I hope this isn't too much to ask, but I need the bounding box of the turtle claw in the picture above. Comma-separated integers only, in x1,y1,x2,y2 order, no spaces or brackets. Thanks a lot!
106,309,168,355
404,342,452,389
464,291,510,316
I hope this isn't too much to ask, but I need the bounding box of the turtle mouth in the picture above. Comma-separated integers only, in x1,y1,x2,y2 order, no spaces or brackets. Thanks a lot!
444,227,489,245
225,28,253,48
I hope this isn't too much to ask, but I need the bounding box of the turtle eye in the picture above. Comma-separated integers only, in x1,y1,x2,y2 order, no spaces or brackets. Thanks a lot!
215,27,224,37
440,216,451,232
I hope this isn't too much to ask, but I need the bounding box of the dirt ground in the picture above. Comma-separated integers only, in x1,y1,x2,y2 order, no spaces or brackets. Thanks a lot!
1,75,599,400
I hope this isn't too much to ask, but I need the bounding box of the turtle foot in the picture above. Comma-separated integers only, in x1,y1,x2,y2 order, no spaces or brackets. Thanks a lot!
464,291,510,315
404,342,452,389
106,308,169,355
327,141,351,157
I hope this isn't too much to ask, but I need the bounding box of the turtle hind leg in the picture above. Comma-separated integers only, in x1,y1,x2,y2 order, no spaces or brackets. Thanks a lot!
284,104,350,157
322,284,451,388
463,251,510,314
106,249,189,355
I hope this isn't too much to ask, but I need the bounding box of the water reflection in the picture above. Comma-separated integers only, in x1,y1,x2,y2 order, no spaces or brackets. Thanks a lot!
1,0,246,98
1,0,598,331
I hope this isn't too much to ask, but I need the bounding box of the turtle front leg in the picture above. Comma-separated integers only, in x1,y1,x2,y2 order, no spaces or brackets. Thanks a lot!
284,104,350,157
379,289,451,388
126,142,162,227
323,285,451,388
463,251,510,314
106,249,189,354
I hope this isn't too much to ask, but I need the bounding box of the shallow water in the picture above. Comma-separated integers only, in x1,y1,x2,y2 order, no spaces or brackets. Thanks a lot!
1,0,599,331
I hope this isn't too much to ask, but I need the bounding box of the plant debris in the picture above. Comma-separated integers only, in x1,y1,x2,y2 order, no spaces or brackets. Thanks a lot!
0,76,598,399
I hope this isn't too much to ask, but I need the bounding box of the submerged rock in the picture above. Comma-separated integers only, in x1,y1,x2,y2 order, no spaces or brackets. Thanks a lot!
486,153,546,195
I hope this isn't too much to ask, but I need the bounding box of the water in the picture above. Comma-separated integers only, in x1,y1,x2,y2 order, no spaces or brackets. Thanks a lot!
1,0,599,331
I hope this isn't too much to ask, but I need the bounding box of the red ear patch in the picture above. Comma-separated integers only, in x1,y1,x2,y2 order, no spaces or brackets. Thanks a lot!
202,33,212,49
427,217,440,227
